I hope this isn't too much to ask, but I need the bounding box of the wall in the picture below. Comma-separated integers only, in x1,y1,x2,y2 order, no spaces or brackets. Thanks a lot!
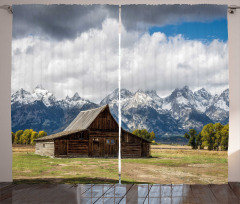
1,0,240,5
228,8,240,182
0,7,12,182
0,0,240,182
35,141,55,157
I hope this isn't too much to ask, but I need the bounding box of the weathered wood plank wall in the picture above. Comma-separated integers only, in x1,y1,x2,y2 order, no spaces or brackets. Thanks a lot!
35,142,54,157
89,109,119,131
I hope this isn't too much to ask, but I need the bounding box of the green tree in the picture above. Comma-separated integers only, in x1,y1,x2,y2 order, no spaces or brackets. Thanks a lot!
213,123,223,150
15,130,23,144
21,129,33,144
201,123,215,150
38,131,47,138
196,132,203,149
184,129,197,149
11,132,15,144
132,129,155,142
149,131,155,142
221,124,229,150
30,131,38,145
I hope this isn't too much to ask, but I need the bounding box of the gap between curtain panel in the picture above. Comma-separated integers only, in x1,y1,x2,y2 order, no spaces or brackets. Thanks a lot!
118,5,122,185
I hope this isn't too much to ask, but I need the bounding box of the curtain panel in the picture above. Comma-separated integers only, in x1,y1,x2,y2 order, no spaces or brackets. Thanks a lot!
11,4,228,184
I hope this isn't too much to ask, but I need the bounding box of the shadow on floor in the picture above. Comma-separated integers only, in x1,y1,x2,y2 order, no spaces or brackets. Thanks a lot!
13,177,148,184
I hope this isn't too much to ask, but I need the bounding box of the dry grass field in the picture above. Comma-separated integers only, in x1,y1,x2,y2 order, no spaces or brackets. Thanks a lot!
12,144,227,184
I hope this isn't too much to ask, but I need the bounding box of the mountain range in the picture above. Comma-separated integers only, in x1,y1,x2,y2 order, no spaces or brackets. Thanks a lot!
11,85,229,139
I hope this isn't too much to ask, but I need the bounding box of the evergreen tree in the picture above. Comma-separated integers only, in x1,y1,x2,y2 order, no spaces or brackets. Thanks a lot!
196,132,203,149
189,136,197,149
184,129,197,149
184,132,190,140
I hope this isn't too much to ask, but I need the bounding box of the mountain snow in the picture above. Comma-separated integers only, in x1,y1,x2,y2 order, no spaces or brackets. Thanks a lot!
11,88,35,105
11,85,229,136
11,86,98,134
12,85,94,109
100,86,229,135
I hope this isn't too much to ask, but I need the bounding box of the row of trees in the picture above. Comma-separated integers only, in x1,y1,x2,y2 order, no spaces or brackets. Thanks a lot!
132,129,155,142
12,129,47,145
184,123,229,151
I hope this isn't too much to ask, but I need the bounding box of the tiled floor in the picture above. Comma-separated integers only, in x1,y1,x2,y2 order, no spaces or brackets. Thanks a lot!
1,183,240,203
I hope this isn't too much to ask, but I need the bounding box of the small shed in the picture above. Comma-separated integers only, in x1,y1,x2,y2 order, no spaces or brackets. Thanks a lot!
35,104,150,158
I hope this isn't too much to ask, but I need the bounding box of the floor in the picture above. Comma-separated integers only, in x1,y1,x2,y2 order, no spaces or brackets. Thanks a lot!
1,183,240,204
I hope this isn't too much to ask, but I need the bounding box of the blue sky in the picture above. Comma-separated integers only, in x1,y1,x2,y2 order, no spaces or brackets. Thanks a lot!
149,18,228,43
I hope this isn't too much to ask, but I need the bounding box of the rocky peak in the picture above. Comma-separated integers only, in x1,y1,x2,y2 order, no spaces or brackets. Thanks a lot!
194,88,212,100
65,95,70,101
100,88,133,106
11,88,34,104
13,88,31,97
71,92,81,101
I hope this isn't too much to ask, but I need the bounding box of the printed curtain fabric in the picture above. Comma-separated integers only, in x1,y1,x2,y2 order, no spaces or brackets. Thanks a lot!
120,5,228,183
121,5,228,143
11,4,228,183
12,5,119,182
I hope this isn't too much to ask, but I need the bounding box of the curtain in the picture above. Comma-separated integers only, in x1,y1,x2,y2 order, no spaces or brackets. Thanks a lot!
11,4,120,183
120,5,228,184
11,4,228,185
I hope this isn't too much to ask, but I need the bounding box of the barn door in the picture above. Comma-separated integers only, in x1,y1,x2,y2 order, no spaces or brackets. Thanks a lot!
55,140,67,156
92,140,100,157
105,138,117,157
141,143,146,157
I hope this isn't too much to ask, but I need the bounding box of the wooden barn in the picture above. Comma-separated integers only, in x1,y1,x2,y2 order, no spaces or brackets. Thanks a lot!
35,105,150,158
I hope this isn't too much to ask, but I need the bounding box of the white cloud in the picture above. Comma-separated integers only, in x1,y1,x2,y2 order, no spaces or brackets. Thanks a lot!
13,5,226,41
121,30,228,97
12,18,119,103
12,18,228,103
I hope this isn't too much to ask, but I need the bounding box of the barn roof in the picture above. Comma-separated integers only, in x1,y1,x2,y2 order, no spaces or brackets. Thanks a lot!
35,129,85,141
36,105,109,141
65,105,108,131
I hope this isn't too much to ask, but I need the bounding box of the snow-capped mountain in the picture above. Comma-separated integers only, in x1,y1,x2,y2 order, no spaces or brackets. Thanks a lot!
205,89,229,123
11,85,57,107
193,88,213,112
11,85,229,137
11,88,35,105
100,86,229,136
100,88,133,105
11,86,96,110
32,85,57,107
11,86,98,134
59,92,93,110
